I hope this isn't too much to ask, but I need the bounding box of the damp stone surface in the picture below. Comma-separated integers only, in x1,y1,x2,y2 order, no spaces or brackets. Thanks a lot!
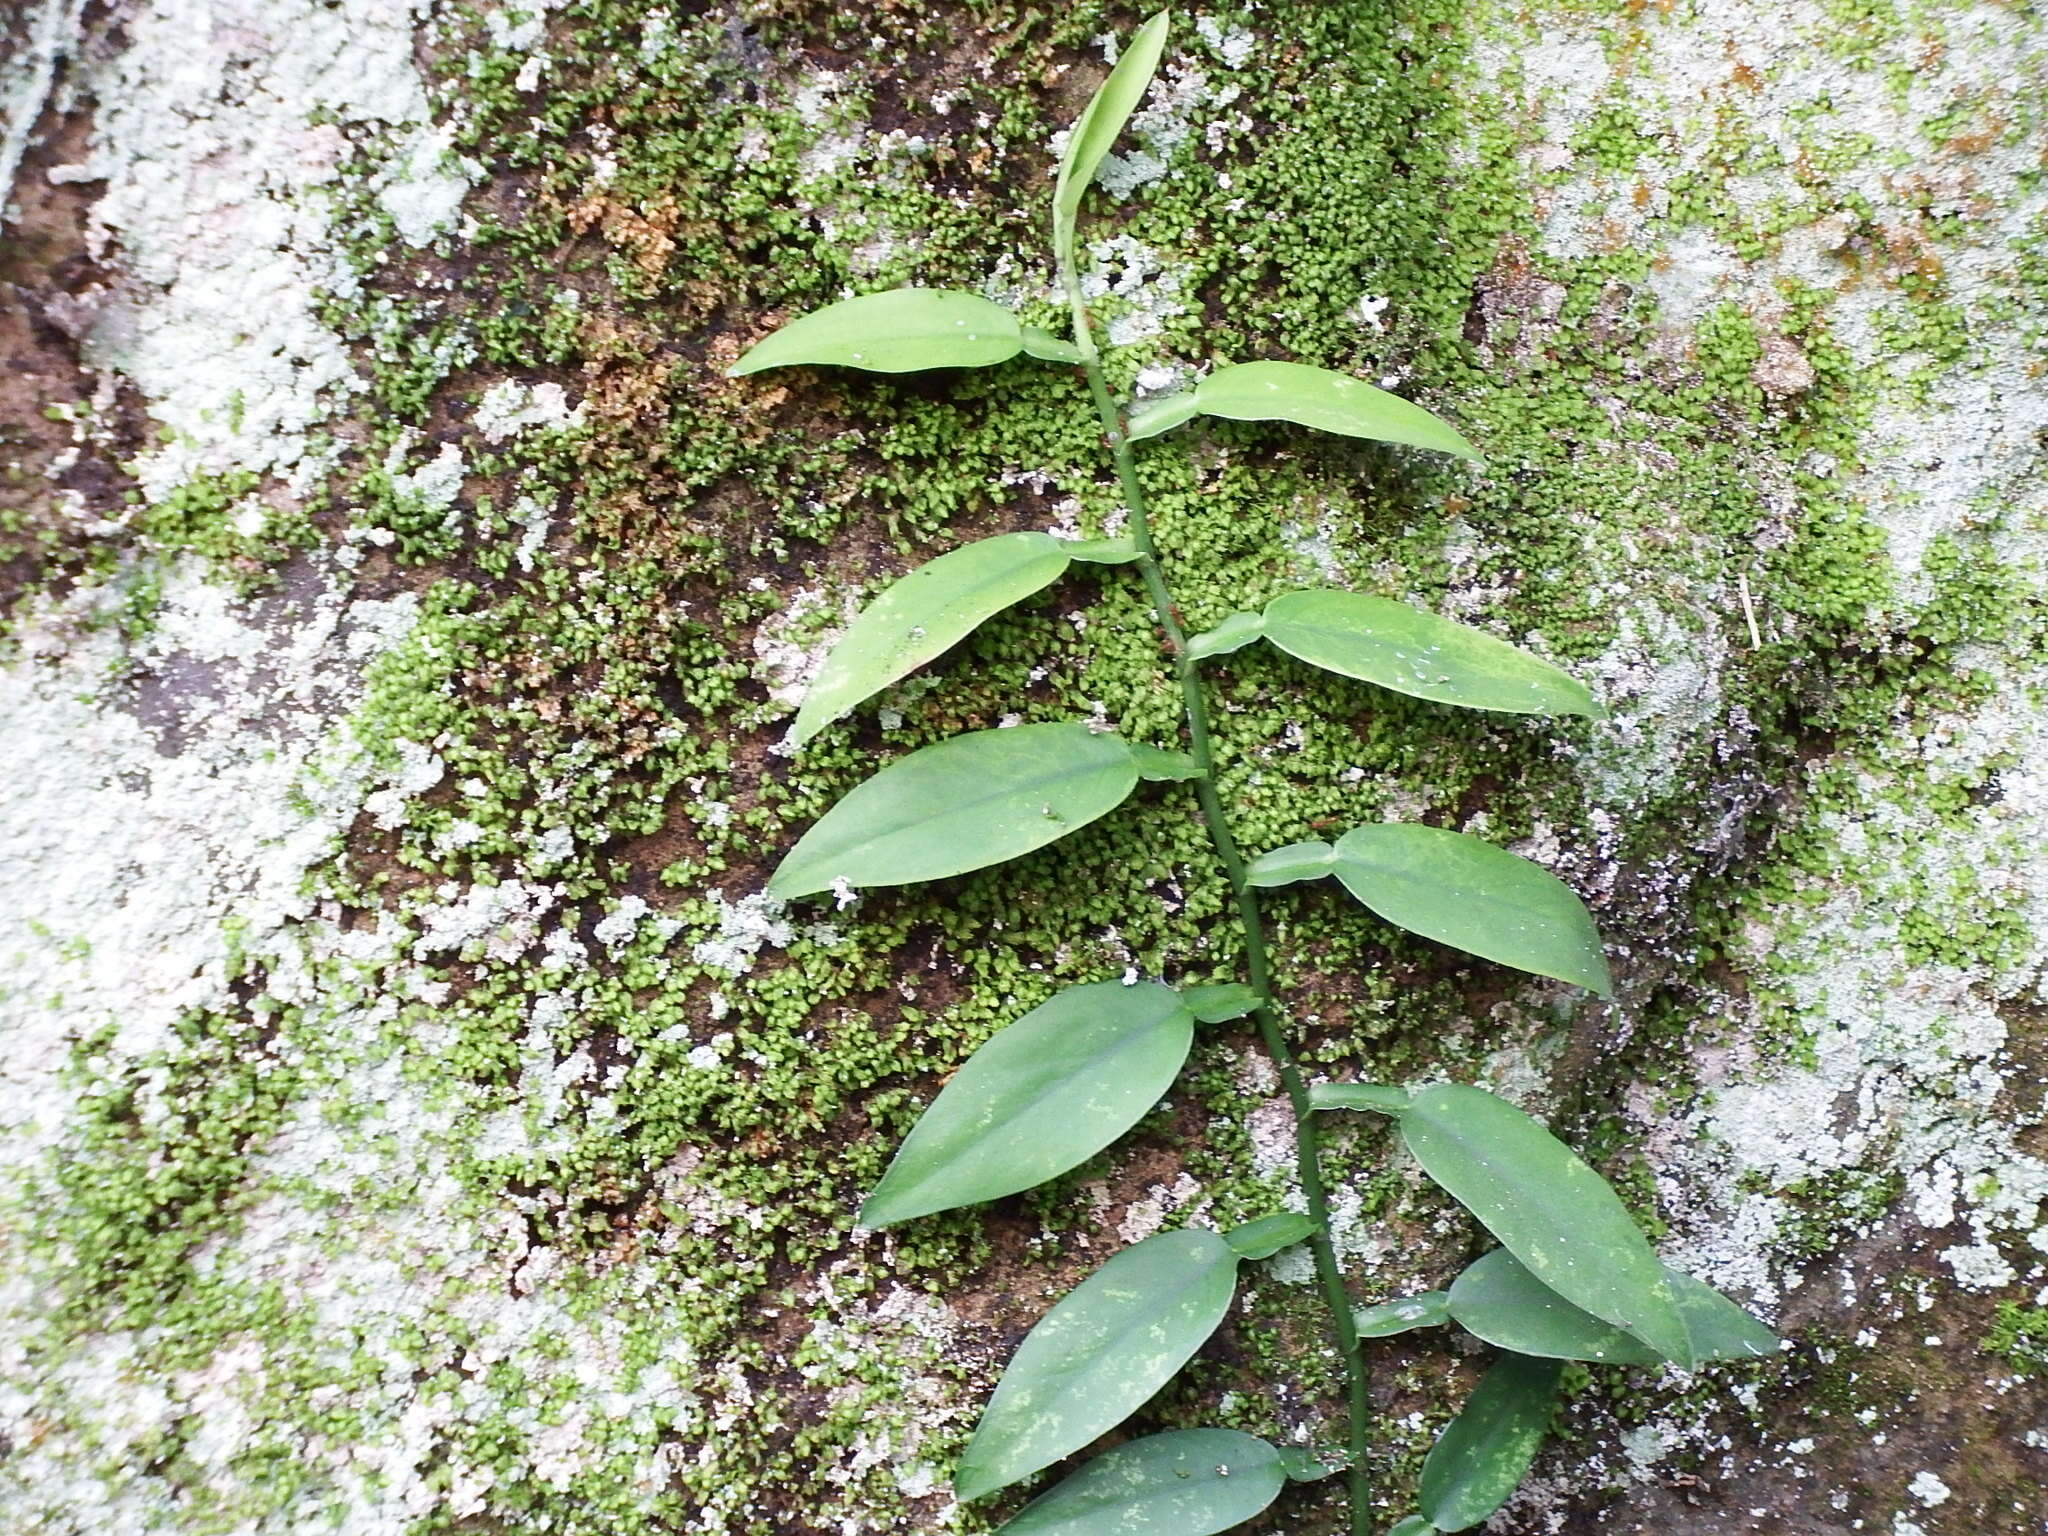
0,1,2043,1532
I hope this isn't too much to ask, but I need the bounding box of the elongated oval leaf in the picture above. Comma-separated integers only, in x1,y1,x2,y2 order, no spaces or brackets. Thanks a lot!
1417,1353,1563,1532
794,533,1075,744
996,1429,1283,1536
1063,536,1141,565
1673,1273,1782,1362
1388,1517,1434,1536
1224,1211,1318,1259
1021,326,1084,363
1125,390,1201,440
1398,1084,1691,1366
768,723,1140,899
1309,1082,1411,1116
1180,982,1261,1023
1186,610,1266,660
1261,591,1602,718
1191,362,1479,460
1052,11,1172,266
731,289,1024,375
858,981,1194,1229
1446,1248,1660,1365
956,1228,1240,1500
1245,840,1338,887
1278,1446,1348,1483
1126,743,1201,781
1330,823,1612,995
1354,1290,1450,1339
1448,1248,1777,1365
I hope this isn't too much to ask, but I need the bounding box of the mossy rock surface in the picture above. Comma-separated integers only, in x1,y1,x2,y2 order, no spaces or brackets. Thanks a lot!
0,0,2043,1532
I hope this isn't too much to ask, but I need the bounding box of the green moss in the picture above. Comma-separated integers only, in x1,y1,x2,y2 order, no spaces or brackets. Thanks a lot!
1981,1301,2048,1377
129,468,315,585
19,0,2048,1528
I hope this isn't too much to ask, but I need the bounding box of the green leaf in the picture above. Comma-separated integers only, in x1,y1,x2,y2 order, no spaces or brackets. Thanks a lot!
1675,1274,1782,1363
1062,537,1141,564
995,1429,1284,1536
1224,1211,1318,1259
1125,391,1201,440
1260,591,1602,718
1021,326,1084,363
1277,1446,1349,1482
794,532,1076,744
1387,1517,1435,1536
730,289,1025,375
1328,824,1612,995
1417,1354,1563,1532
1052,10,1172,267
769,723,1141,899
1353,1290,1450,1339
1308,1082,1411,1116
1125,742,1201,782
1448,1248,1778,1366
858,980,1195,1229
1185,610,1266,660
1245,840,1339,887
1180,982,1261,1023
1188,361,1479,459
1446,1248,1657,1365
956,1228,1239,1500
1398,1084,1692,1366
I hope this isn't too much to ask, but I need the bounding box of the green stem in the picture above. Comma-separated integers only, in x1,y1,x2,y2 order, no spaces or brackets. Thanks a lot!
1063,265,1374,1535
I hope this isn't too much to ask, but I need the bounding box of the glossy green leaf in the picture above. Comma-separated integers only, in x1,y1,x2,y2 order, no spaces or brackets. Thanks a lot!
1063,537,1141,564
1052,10,1172,267
858,981,1194,1229
1245,840,1339,887
956,1228,1239,1500
995,1429,1284,1536
1186,610,1266,660
1180,982,1261,1023
1448,1248,1778,1366
768,723,1140,899
1353,1290,1450,1339
1417,1354,1563,1532
1224,1211,1318,1259
1260,591,1602,718
1125,391,1201,440
1329,824,1612,995
1309,1082,1411,1116
730,289,1024,375
1387,1517,1434,1536
1126,743,1201,782
1189,361,1479,459
1021,326,1084,363
794,533,1075,744
1398,1084,1692,1366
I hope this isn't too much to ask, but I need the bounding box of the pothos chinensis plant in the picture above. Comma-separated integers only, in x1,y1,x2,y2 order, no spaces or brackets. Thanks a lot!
728,12,1777,1535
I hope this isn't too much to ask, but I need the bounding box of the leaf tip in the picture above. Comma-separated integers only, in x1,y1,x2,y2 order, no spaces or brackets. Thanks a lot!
951,1460,1001,1504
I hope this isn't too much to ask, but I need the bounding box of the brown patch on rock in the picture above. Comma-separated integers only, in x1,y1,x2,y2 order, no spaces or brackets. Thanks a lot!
1752,335,1816,400
0,80,148,624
